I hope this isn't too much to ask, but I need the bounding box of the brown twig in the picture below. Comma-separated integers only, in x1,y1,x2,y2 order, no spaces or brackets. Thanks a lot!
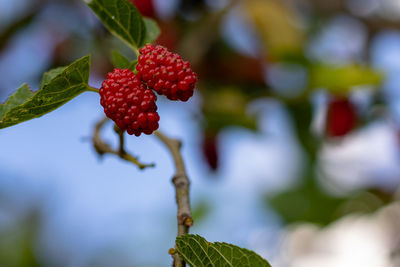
113,124,126,155
154,131,192,267
92,116,155,170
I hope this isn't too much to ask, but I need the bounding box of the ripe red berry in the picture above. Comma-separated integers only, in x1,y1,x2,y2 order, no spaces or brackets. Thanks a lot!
202,132,219,171
326,97,356,137
99,68,160,136
136,44,198,101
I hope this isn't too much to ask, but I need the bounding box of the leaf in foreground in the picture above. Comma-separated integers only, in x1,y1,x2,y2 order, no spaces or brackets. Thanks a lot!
0,84,34,121
87,0,146,50
0,55,91,129
40,66,66,89
176,234,271,267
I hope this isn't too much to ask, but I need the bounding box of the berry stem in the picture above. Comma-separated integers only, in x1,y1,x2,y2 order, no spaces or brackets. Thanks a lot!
133,46,139,58
114,124,126,155
92,116,155,169
87,86,100,93
154,131,192,267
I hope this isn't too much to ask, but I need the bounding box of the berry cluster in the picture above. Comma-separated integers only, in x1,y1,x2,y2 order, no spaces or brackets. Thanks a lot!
99,69,159,136
99,44,197,136
136,44,198,101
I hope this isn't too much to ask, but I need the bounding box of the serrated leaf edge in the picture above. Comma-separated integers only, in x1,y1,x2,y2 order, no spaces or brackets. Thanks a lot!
176,234,270,267
0,84,34,122
0,55,91,129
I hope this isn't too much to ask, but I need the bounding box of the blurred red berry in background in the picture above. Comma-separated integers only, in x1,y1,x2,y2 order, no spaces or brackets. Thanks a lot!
202,132,219,171
326,97,356,137
129,0,155,18
155,21,180,50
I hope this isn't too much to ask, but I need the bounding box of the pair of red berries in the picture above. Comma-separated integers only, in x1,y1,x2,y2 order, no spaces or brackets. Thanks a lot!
99,44,198,136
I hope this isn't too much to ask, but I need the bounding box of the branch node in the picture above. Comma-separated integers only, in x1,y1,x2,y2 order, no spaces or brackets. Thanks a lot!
182,216,194,227
168,248,177,255
172,173,189,187
92,117,155,170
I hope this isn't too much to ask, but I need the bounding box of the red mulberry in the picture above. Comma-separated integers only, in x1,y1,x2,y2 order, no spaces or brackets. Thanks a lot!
136,44,198,101
99,68,160,136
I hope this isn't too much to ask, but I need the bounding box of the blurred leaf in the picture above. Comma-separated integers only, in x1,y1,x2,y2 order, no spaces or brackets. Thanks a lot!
111,50,137,70
205,112,257,132
243,0,304,60
191,201,211,223
87,0,146,50
287,102,318,158
267,174,393,226
0,56,91,129
203,87,257,131
310,64,384,94
40,66,66,89
338,190,392,215
270,103,338,225
0,212,41,267
0,84,34,121
268,177,346,225
0,11,37,51
178,1,235,65
176,234,271,267
273,102,391,226
143,18,160,44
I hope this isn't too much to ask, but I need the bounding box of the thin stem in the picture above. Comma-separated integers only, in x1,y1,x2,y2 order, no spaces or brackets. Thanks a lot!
114,124,126,155
132,46,140,58
154,131,192,267
92,117,155,170
87,86,100,93
118,130,125,155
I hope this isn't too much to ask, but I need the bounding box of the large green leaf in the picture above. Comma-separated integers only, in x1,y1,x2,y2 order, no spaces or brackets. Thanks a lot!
0,55,91,129
143,18,160,44
310,64,384,94
0,84,34,121
87,0,146,50
176,235,271,267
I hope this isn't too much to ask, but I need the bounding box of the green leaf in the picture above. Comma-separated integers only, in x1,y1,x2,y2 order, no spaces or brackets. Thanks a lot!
176,234,271,267
0,84,34,121
143,18,160,44
111,50,130,68
87,0,146,50
111,50,137,70
191,201,211,223
267,180,345,225
203,87,257,131
40,66,66,89
0,55,91,129
310,64,384,94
